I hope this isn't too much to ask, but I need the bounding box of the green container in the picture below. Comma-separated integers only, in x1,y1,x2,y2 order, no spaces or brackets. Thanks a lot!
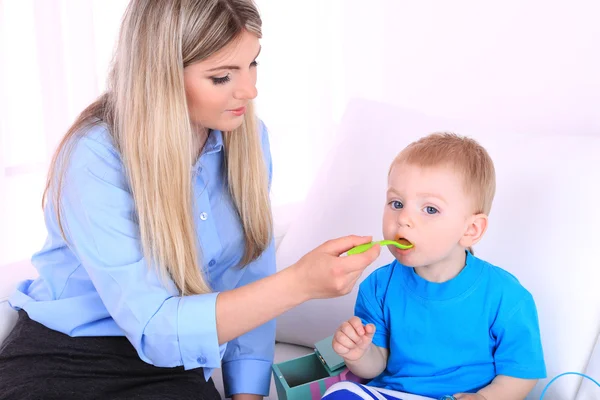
272,336,366,400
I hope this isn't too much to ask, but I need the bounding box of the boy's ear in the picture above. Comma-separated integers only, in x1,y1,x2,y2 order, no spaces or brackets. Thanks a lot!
460,213,488,248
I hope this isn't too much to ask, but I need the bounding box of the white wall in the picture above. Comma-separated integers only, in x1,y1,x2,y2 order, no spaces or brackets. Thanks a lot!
1,0,599,266
255,0,600,206
0,0,127,267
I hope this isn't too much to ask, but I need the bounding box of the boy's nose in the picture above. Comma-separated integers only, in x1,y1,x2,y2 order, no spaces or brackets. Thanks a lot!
397,211,413,228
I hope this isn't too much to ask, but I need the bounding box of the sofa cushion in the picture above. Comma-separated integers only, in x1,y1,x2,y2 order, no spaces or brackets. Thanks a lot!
274,99,600,399
0,300,19,346
0,260,37,345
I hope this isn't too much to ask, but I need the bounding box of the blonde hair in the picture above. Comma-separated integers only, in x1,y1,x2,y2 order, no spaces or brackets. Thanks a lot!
390,132,496,254
43,0,271,296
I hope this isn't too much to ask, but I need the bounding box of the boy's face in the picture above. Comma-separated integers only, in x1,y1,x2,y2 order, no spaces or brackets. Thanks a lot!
383,162,482,269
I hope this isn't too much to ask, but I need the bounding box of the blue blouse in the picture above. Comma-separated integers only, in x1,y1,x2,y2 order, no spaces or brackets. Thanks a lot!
10,121,276,396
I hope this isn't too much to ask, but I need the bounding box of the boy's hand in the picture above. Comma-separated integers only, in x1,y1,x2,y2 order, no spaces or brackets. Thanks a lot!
332,316,376,361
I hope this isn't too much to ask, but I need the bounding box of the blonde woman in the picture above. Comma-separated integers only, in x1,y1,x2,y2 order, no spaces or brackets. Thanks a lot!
0,1,380,399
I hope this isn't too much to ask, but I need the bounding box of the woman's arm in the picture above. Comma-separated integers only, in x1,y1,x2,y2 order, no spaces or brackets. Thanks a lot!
219,237,379,399
57,129,380,375
216,235,381,344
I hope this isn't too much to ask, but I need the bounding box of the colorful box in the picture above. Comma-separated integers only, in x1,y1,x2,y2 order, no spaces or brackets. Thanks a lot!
271,335,367,400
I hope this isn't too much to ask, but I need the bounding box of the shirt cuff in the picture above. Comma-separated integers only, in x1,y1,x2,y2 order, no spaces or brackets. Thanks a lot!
222,358,273,397
8,280,34,306
177,291,224,370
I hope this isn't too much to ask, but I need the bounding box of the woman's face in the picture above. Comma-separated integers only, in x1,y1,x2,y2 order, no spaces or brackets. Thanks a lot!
183,31,260,134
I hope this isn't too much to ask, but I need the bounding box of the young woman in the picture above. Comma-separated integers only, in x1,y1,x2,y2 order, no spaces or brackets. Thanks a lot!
0,1,380,399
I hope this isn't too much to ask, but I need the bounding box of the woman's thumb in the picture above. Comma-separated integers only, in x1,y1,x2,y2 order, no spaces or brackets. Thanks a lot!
322,235,373,256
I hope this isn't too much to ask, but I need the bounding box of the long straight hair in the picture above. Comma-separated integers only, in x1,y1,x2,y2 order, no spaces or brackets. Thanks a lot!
43,0,272,295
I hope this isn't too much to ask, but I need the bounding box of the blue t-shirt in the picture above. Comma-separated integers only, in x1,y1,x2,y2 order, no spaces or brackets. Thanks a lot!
355,251,546,398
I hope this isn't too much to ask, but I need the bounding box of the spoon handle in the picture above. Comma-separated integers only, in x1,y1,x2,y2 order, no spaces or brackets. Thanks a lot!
346,242,375,255
347,240,413,255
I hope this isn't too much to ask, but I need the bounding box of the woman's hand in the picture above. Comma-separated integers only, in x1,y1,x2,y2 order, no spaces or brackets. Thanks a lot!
290,235,381,301
216,235,379,345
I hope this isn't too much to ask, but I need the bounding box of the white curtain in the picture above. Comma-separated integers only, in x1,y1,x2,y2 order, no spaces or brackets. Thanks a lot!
0,0,127,268
1,0,599,269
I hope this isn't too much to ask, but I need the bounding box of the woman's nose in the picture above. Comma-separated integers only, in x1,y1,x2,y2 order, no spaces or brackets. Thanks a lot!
233,72,258,100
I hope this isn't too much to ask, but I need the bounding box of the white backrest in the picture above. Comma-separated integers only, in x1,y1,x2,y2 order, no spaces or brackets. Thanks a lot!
275,99,600,399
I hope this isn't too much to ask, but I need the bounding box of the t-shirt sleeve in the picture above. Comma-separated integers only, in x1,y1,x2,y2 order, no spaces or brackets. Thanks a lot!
354,269,389,349
491,290,547,379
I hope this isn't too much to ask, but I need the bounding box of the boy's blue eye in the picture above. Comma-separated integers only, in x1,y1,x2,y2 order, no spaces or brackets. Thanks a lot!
425,206,438,214
390,200,403,209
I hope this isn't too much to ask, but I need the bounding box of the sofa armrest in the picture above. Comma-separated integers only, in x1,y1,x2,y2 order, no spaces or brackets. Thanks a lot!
576,331,600,399
0,300,19,344
0,260,38,345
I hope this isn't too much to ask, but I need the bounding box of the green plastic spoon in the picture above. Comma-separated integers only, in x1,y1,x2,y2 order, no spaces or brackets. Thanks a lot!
347,240,413,255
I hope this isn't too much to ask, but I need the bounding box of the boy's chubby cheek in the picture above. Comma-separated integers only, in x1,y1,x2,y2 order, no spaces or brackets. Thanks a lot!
382,215,397,236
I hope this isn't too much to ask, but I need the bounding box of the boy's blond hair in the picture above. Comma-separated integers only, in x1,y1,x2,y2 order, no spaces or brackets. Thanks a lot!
391,132,496,215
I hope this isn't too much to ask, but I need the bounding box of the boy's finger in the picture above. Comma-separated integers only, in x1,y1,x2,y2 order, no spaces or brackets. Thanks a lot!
348,317,365,335
332,342,351,355
340,322,362,344
365,323,376,337
335,330,357,349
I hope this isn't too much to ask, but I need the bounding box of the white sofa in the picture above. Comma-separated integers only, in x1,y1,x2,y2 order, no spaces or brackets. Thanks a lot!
2,99,599,399
268,100,600,400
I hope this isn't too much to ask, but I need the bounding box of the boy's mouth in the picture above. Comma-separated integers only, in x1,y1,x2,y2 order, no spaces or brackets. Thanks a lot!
396,237,413,248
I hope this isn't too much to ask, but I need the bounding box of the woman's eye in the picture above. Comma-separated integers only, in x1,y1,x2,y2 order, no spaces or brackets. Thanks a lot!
211,75,230,85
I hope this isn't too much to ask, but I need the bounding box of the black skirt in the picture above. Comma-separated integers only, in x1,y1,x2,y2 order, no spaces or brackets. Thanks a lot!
0,310,221,400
